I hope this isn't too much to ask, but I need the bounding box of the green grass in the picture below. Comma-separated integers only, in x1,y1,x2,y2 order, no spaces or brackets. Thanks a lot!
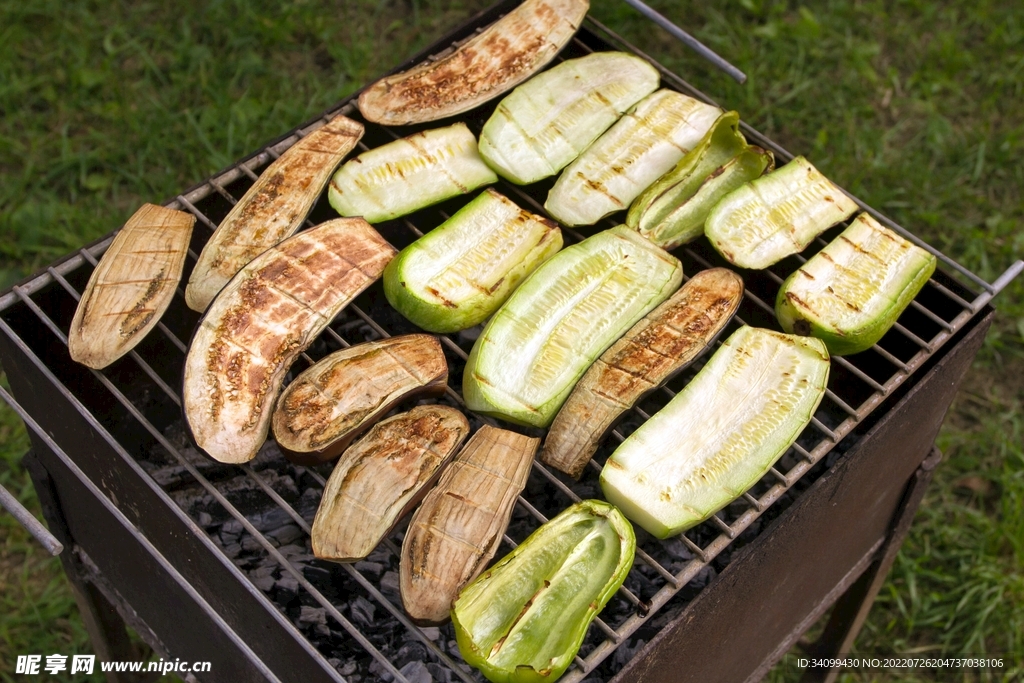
0,0,1021,681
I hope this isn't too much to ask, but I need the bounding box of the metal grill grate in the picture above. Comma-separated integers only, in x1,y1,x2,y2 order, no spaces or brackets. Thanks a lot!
1,10,1020,683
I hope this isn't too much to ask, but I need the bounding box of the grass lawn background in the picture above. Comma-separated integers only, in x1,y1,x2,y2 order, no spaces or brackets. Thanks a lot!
1,0,1020,681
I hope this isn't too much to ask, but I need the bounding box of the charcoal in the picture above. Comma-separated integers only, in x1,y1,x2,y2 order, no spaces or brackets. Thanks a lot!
315,623,331,637
395,642,429,668
277,575,299,593
252,575,275,592
299,606,327,626
369,658,395,682
419,627,440,641
222,543,241,558
302,562,333,585
611,637,646,670
349,596,376,628
339,660,358,676
354,561,384,578
252,565,275,579
426,663,454,683
297,487,323,520
400,661,433,683
267,524,304,546
197,511,213,527
241,535,264,552
251,506,296,532
380,571,401,600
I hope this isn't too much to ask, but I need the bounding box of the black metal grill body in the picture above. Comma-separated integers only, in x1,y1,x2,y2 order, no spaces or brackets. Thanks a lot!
0,2,1010,682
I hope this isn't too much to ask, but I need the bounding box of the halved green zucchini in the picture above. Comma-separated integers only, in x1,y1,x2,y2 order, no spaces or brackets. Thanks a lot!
626,111,773,249
600,326,829,538
704,156,858,269
544,89,721,227
776,213,937,356
452,500,635,683
463,226,682,428
328,123,497,224
383,189,563,333
479,52,660,185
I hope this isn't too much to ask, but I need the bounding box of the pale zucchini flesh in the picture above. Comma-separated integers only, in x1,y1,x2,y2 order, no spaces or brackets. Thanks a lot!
627,111,774,249
544,89,722,227
463,225,683,428
479,51,660,185
600,326,830,538
383,189,562,333
328,123,497,224
776,212,937,356
705,155,858,270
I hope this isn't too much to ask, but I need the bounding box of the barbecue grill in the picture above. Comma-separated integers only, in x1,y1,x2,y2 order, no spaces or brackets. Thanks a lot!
2,2,1020,682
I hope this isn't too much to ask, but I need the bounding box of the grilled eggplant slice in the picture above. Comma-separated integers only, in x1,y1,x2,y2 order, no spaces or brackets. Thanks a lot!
401,426,538,624
452,500,634,683
542,268,743,479
544,89,722,227
357,0,589,126
478,51,660,185
183,218,395,464
705,155,858,270
383,189,562,333
600,326,829,538
185,115,364,312
328,123,497,224
627,111,774,249
272,335,448,464
464,226,682,428
776,213,937,356
69,203,195,369
311,405,470,562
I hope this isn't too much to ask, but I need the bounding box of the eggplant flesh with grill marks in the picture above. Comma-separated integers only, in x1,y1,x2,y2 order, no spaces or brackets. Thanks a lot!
272,335,449,465
69,203,195,369
311,405,470,563
478,51,660,185
776,212,937,356
183,218,395,465
600,326,830,539
705,155,858,270
327,123,497,224
357,0,589,126
627,111,774,249
185,115,365,312
401,426,538,625
542,268,743,479
463,225,683,429
544,89,722,227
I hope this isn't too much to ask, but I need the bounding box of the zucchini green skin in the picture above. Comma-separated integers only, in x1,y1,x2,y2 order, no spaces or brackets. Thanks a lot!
452,500,635,683
463,226,683,428
626,111,773,249
600,326,829,538
328,123,497,224
383,189,563,333
479,52,660,185
776,212,937,356
704,156,858,269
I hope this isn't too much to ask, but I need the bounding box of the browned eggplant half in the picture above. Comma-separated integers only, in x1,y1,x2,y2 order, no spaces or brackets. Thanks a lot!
69,203,195,369
400,426,538,624
542,268,744,479
357,0,589,126
183,218,395,465
311,405,470,562
272,335,449,465
185,115,364,312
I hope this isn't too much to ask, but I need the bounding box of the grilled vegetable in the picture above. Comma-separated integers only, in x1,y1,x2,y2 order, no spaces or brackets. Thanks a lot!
452,500,634,683
69,203,195,369
311,405,470,562
544,89,721,227
705,156,858,270
401,426,538,624
776,213,937,356
601,326,829,538
383,189,562,333
183,218,395,465
464,226,682,428
542,268,743,479
272,335,448,464
479,52,660,185
185,115,364,312
328,123,497,224
357,0,589,126
626,111,774,249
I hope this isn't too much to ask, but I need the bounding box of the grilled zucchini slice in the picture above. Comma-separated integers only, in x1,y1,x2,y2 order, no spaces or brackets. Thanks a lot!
463,225,682,428
776,213,937,356
544,89,722,227
705,156,858,269
479,51,660,185
600,326,829,538
328,123,497,224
